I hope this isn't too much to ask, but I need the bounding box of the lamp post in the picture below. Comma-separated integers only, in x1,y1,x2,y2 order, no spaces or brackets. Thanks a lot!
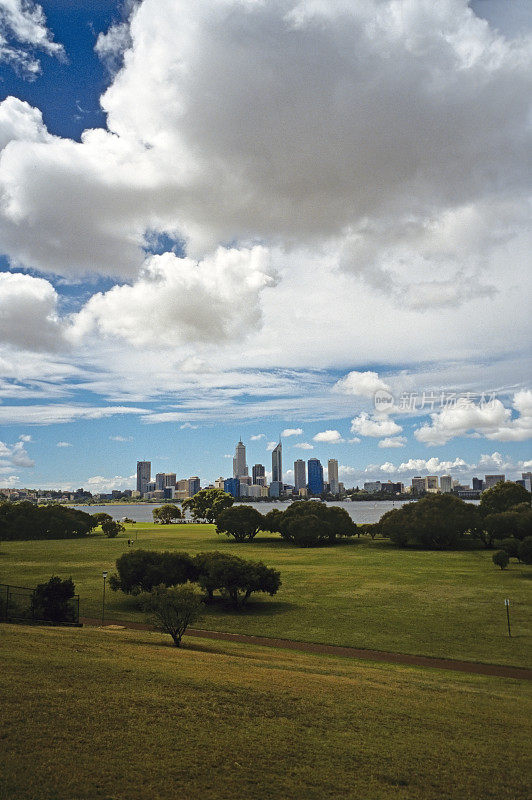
102,571,108,626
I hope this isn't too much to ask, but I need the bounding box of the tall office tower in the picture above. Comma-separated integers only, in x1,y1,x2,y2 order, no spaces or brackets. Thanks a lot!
307,458,324,495
424,476,438,492
188,476,201,496
440,475,452,493
472,477,484,491
224,477,240,498
484,474,505,490
272,442,282,483
411,476,425,494
136,461,151,494
294,459,306,492
233,440,248,478
522,472,532,492
164,473,177,487
252,464,266,484
155,473,165,491
328,459,339,495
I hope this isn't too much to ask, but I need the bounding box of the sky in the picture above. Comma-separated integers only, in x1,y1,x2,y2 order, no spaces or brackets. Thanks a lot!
0,0,530,493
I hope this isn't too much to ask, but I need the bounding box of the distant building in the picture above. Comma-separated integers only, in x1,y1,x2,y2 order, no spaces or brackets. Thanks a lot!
440,475,452,493
146,481,156,493
164,473,176,488
214,477,225,490
252,464,266,484
328,459,339,495
308,458,324,495
411,476,425,494
521,472,532,492
239,482,249,497
247,485,262,499
484,474,505,490
233,440,248,478
224,477,240,498
136,461,151,494
272,442,283,484
155,473,166,491
472,477,484,491
269,480,283,498
188,476,201,496
364,481,381,493
382,481,403,494
294,459,306,492
425,476,438,492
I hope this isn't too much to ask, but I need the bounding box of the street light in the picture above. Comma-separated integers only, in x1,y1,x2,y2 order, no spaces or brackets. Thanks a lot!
102,571,108,626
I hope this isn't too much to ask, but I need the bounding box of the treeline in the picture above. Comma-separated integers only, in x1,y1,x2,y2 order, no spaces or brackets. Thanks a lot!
0,502,96,541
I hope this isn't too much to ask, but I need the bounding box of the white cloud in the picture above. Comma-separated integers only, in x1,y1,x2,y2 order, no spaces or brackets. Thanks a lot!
0,272,66,352
250,434,265,441
180,423,199,430
0,0,64,77
85,473,135,494
0,405,147,425
0,437,34,468
266,441,277,451
109,435,133,442
95,20,132,74
351,413,402,438
56,441,71,448
282,428,303,437
334,371,390,398
294,442,314,450
485,390,532,441
378,436,407,448
313,429,344,443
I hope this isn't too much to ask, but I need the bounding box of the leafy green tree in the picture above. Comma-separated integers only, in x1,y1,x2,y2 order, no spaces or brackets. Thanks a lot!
276,501,357,546
479,481,530,517
140,584,204,647
262,508,284,533
284,514,325,547
492,550,509,570
101,519,125,538
496,537,521,560
379,494,480,549
216,505,264,541
0,502,96,541
92,512,113,526
182,488,233,522
31,576,76,622
193,551,281,608
109,549,197,594
518,537,532,565
152,504,182,524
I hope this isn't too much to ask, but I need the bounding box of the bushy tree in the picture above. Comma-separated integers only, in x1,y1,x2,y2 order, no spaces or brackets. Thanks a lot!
0,502,96,541
276,501,357,546
31,576,76,623
101,520,125,538
262,509,284,533
379,494,480,549
141,584,204,647
518,537,532,565
192,551,281,608
496,537,521,560
182,488,233,522
109,549,197,594
479,482,530,517
152,504,182,524
92,512,113,526
216,505,263,541
492,550,509,570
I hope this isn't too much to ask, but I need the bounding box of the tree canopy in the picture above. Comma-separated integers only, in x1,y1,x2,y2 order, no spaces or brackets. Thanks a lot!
216,505,264,541
140,584,204,647
109,550,197,594
379,494,480,549
0,502,96,541
152,504,182,524
182,488,233,522
479,482,530,517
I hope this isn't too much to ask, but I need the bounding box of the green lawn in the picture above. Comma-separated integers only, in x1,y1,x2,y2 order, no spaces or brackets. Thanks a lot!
0,624,530,800
1,524,531,666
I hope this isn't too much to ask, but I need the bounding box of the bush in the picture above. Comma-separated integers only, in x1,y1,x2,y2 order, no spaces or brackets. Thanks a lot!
480,482,530,517
31,576,76,623
140,584,204,646
518,537,532,565
216,505,264,541
193,551,281,608
492,550,509,570
0,502,96,541
101,520,125,538
379,494,480,549
152,505,182,524
497,537,521,560
276,501,357,547
92,512,113,526
109,550,197,594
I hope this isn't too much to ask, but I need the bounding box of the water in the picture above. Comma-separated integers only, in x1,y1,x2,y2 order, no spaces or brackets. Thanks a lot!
72,500,414,525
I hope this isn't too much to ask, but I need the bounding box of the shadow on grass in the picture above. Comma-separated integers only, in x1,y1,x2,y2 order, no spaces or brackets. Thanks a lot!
202,597,295,617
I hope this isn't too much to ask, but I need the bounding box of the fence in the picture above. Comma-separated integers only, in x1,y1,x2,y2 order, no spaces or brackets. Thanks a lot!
0,583,80,625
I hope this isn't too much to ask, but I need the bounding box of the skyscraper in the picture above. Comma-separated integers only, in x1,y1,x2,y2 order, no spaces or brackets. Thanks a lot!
328,459,339,495
294,459,306,492
136,461,151,494
484,474,505,489
307,458,324,495
272,441,282,483
233,439,248,478
440,475,452,493
252,464,265,484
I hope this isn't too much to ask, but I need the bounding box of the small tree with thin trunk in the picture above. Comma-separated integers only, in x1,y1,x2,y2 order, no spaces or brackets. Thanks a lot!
492,550,509,570
101,520,125,538
140,584,204,647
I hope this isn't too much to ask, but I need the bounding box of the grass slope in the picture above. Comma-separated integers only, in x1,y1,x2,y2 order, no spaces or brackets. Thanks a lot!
1,624,531,800
1,525,531,666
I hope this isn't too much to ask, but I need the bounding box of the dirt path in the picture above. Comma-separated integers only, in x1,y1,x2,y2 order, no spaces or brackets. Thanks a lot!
80,617,531,680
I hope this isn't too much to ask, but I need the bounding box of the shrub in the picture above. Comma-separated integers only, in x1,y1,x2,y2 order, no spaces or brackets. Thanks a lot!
140,584,204,647
277,501,357,546
379,494,480,549
480,482,530,517
518,537,532,565
497,537,521,560
152,505,182,524
92,512,113,526
216,505,264,541
492,550,509,570
31,576,76,623
0,502,96,541
101,520,125,538
109,550,197,594
193,551,281,608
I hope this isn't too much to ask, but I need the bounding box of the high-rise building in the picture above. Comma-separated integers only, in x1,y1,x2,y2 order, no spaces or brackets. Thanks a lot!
188,476,201,496
272,442,282,484
252,464,265,484
307,458,324,495
233,440,248,478
136,461,151,494
484,474,505,490
155,473,165,491
411,476,425,494
521,472,532,492
214,477,225,490
425,476,438,492
294,459,306,492
440,475,452,493
164,473,176,487
328,459,339,495
269,481,282,498
364,481,381,493
224,477,240,498
472,477,484,491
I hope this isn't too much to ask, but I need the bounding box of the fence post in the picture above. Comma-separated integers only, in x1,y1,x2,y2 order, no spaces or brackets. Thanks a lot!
6,585,10,621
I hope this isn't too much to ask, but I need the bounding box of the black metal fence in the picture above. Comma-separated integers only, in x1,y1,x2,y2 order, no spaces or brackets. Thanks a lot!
0,583,80,625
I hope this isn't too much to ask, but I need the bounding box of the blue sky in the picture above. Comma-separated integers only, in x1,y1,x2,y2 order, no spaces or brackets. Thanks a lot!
0,0,530,492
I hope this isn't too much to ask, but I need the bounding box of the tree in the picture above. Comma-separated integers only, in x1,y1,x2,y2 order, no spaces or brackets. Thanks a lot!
216,505,264,542
182,488,233,522
518,537,532,565
31,576,76,623
140,585,204,647
92,512,113,526
479,482,530,517
109,549,197,594
276,501,357,546
193,551,281,608
492,550,509,570
101,520,125,538
496,537,521,560
152,504,182,524
379,494,480,549
284,514,325,547
262,509,284,533
0,502,96,541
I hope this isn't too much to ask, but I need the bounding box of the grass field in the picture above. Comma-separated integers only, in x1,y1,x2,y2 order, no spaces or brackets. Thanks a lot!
1,524,531,666
1,623,530,800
